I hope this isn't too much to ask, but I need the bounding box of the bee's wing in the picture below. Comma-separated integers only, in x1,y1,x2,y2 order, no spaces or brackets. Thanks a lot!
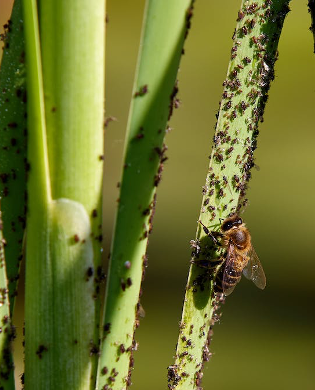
243,246,266,290
222,243,240,296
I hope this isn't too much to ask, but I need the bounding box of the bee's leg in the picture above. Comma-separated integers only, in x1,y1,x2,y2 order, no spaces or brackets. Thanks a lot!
198,220,223,246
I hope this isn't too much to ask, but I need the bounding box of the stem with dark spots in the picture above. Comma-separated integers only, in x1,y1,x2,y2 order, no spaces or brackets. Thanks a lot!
97,1,195,389
0,0,26,315
169,1,291,389
0,1,26,388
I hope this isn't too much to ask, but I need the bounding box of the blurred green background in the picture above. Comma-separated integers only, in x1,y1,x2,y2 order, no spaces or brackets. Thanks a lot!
1,1,314,389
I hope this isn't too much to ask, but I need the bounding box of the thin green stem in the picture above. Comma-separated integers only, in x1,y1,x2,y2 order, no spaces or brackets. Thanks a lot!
22,0,50,205
23,0,53,387
0,1,27,388
169,1,291,389
0,0,27,314
97,1,194,389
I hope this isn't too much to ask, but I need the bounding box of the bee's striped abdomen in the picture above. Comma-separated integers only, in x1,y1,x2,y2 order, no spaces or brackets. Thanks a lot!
222,267,242,292
222,254,248,295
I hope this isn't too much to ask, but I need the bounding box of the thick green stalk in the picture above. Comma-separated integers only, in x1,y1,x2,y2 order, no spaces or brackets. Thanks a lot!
97,1,194,389
169,1,291,389
23,0,105,389
39,7,105,381
0,0,26,315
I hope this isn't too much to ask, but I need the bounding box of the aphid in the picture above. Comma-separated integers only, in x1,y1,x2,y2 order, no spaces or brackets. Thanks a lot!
199,215,266,295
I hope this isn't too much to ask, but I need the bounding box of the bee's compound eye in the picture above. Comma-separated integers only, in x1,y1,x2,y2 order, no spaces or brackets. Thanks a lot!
222,221,233,231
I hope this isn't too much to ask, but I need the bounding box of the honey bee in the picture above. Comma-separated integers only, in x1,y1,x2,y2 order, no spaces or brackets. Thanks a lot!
199,214,266,296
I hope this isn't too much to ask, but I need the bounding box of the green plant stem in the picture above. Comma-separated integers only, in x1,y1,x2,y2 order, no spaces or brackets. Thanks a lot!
97,1,194,389
169,1,291,389
23,0,105,388
0,0,26,314
23,0,55,387
0,1,26,388
39,7,105,383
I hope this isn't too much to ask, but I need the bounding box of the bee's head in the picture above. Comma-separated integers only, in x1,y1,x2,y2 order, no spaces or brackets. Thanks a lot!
221,215,243,231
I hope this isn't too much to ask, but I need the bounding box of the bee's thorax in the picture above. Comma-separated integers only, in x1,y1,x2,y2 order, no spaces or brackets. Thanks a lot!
228,227,250,250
